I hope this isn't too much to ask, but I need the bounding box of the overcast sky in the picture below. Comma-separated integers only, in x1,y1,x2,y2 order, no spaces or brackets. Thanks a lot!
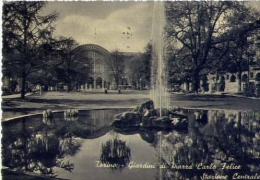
44,1,154,53
43,1,260,53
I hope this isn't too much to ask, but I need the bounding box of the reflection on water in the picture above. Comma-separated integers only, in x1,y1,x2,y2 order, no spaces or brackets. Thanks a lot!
159,109,260,180
100,136,131,169
2,109,260,180
2,109,126,178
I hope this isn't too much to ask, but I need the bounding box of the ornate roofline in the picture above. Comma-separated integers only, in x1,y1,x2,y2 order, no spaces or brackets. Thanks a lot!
72,44,110,55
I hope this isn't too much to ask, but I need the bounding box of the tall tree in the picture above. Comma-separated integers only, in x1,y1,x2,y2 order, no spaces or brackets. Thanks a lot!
107,50,125,89
140,42,153,88
165,1,259,92
221,18,260,91
124,43,152,89
2,1,58,98
126,54,143,89
166,47,193,90
53,37,91,92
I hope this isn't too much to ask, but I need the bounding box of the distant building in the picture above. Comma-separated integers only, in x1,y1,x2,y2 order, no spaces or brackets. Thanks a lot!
181,28,260,96
2,44,141,93
71,44,111,90
70,44,142,90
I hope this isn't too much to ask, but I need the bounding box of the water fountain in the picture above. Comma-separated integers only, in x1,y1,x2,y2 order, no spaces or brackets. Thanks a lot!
150,1,170,112
110,2,188,130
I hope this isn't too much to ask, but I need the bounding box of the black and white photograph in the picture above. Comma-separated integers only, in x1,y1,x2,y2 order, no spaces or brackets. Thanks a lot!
1,1,260,180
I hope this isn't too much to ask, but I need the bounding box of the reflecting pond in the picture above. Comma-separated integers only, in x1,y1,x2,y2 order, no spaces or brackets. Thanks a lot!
2,108,260,180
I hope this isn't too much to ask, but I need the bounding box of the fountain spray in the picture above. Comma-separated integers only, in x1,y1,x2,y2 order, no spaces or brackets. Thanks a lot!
150,1,170,117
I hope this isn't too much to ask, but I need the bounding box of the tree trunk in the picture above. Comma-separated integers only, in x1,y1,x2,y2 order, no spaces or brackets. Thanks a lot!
115,76,119,89
21,73,26,99
192,69,200,93
67,82,71,92
185,81,190,92
237,72,242,92
237,47,243,93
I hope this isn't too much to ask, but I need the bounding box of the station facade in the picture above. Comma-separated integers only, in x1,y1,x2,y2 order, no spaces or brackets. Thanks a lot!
2,44,114,93
72,44,111,90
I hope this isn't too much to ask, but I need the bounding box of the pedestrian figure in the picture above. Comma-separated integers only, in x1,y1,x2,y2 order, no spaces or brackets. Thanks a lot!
104,88,108,94
118,88,121,94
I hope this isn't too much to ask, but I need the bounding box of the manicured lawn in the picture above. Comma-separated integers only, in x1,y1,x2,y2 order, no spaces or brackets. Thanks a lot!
2,90,260,120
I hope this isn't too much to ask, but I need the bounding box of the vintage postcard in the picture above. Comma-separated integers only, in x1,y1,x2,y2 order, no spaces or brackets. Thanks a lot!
2,1,260,180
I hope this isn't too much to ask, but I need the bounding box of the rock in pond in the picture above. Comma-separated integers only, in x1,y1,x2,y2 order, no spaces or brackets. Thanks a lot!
111,100,188,130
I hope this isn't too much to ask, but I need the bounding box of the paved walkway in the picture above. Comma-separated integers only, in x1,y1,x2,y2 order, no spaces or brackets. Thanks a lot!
1,91,150,120
2,91,260,120
2,92,34,99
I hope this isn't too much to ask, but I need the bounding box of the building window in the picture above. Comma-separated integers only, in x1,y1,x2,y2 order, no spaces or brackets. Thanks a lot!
95,64,101,73
242,74,248,82
226,74,229,80
230,75,236,82
250,73,254,78
256,73,260,81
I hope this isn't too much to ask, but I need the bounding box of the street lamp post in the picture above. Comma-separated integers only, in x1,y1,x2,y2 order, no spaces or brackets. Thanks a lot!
247,52,252,94
248,52,250,85
93,50,96,90
140,78,142,90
